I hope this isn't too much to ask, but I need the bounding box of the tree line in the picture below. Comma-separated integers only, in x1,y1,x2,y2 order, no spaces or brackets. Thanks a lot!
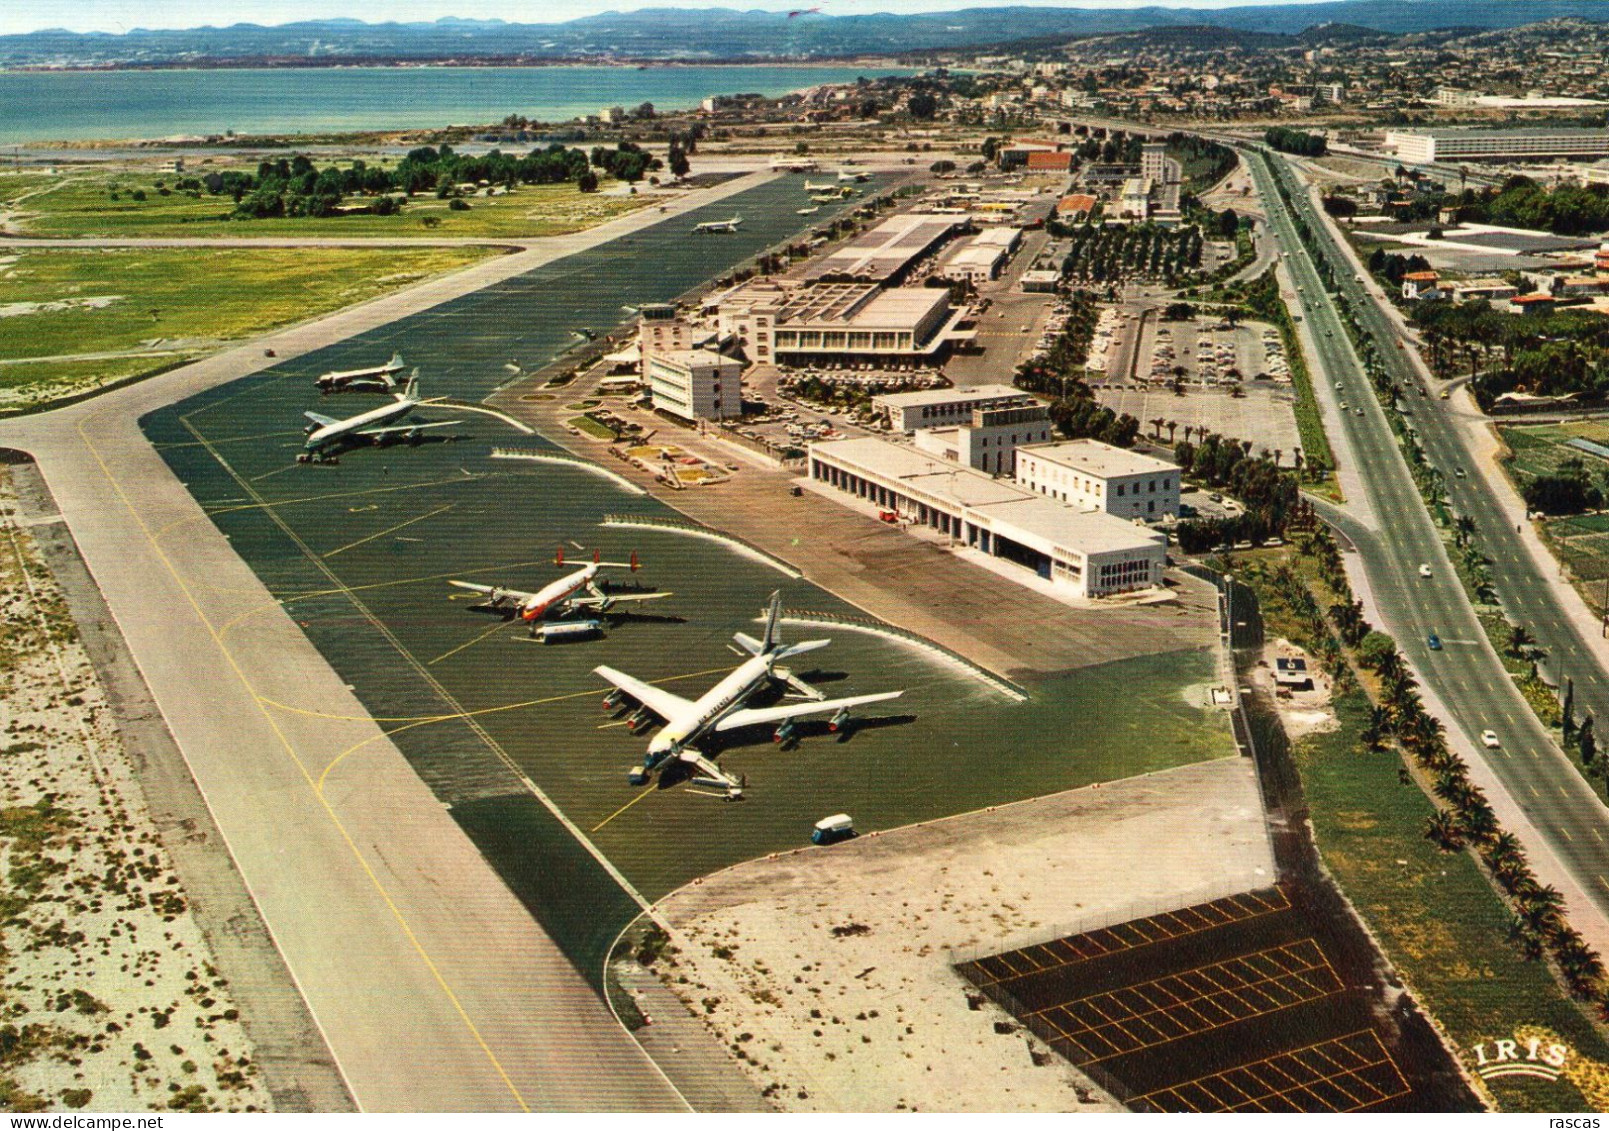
182,142,658,220
1264,127,1328,157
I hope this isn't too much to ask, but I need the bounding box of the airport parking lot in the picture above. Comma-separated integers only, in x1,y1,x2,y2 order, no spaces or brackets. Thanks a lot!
960,885,1472,1112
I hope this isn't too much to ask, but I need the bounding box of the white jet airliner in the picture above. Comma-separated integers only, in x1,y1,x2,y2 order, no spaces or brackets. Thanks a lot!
298,374,459,463
315,352,405,393
448,548,669,637
594,592,904,799
692,215,743,233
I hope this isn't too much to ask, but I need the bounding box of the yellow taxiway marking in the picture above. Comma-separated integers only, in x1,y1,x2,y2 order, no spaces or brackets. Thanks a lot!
1594,829,1605,844
324,504,454,559
200,471,493,519
249,462,303,484
597,719,634,729
1598,876,1609,894
427,618,510,667
95,413,531,1111
1562,828,1574,842
592,787,656,834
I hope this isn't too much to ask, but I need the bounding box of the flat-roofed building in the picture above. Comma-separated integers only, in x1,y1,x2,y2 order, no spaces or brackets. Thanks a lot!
637,302,696,364
911,402,1054,475
645,348,743,421
940,227,1023,284
875,383,1038,432
801,214,965,285
1386,127,1609,163
1015,438,1181,520
712,279,961,366
808,436,1166,597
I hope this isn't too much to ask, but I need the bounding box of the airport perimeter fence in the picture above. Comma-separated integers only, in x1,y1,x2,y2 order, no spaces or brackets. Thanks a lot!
778,607,1030,703
600,512,804,579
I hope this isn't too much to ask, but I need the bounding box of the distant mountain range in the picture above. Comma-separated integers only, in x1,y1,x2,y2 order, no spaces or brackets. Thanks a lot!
2,1,1605,67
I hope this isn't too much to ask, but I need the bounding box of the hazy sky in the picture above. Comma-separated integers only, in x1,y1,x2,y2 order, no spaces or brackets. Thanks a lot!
2,0,1336,36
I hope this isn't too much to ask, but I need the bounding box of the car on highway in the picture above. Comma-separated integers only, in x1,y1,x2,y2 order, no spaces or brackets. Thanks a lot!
1428,633,1442,651
1419,563,1433,578
1481,729,1501,749
1339,400,1348,410
1355,408,1364,416
1440,390,1450,399
1455,467,1467,478
1335,381,1343,390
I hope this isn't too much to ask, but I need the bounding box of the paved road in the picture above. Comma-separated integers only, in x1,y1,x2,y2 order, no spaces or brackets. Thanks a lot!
1246,146,1609,947
0,172,780,1111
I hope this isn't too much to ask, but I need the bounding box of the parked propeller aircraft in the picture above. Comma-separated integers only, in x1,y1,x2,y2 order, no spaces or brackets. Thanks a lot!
837,169,870,183
802,179,835,192
448,548,670,639
692,215,743,233
315,352,405,393
298,374,460,464
594,591,904,799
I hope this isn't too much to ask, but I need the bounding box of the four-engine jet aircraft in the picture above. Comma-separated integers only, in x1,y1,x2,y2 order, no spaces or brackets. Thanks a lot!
692,215,743,233
315,352,405,393
298,374,460,463
594,591,903,799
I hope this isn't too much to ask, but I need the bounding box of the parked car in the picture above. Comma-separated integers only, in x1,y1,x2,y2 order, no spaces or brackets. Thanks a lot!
1428,633,1442,651
1419,563,1432,578
1481,729,1501,749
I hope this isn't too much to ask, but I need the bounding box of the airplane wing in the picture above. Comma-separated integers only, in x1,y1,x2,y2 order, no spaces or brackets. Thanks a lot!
448,580,538,604
713,691,903,733
303,411,342,428
593,665,696,721
354,420,462,438
569,591,673,609
732,632,764,656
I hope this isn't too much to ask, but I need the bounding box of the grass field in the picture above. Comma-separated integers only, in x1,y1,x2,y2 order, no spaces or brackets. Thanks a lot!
0,246,494,411
1499,422,1609,615
3,168,652,240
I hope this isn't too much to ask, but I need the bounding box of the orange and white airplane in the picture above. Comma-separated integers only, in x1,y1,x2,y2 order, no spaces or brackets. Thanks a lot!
449,548,669,633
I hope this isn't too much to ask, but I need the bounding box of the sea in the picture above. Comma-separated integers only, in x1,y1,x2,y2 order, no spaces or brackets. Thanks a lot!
0,63,908,147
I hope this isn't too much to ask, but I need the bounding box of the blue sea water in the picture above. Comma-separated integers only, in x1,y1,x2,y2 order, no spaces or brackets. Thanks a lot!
0,64,905,145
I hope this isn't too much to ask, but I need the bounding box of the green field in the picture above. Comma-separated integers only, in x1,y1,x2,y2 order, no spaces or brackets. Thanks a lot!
2,169,651,240
0,246,495,412
1499,421,1609,614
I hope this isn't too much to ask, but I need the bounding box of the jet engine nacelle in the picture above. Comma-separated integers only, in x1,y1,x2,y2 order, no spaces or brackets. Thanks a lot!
773,720,798,744
603,690,624,710
827,708,851,733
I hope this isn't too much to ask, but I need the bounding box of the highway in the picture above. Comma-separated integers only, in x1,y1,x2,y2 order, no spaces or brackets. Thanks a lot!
1245,146,1609,942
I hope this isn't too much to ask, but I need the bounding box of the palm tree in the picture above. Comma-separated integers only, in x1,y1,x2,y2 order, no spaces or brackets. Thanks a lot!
1506,914,1545,961
1425,810,1464,851
1150,416,1166,440
1507,624,1535,658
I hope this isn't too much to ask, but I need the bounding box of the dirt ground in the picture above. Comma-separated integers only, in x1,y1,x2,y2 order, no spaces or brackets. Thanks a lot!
0,468,270,1112
640,756,1274,1112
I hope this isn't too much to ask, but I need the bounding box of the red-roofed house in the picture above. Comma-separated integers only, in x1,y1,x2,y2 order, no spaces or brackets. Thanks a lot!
1026,151,1074,174
1057,193,1097,220
1401,270,1441,301
1511,292,1557,315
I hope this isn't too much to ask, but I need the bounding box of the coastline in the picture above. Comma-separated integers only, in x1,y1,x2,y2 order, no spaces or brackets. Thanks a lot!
0,61,912,148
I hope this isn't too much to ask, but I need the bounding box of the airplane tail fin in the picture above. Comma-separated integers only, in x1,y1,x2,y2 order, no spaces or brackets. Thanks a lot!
630,550,639,573
400,369,420,400
389,351,404,369
761,590,783,652
555,546,565,566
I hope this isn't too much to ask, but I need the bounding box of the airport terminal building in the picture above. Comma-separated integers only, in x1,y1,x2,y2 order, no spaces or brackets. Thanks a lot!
1386,127,1609,163
712,279,964,367
806,436,1167,598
